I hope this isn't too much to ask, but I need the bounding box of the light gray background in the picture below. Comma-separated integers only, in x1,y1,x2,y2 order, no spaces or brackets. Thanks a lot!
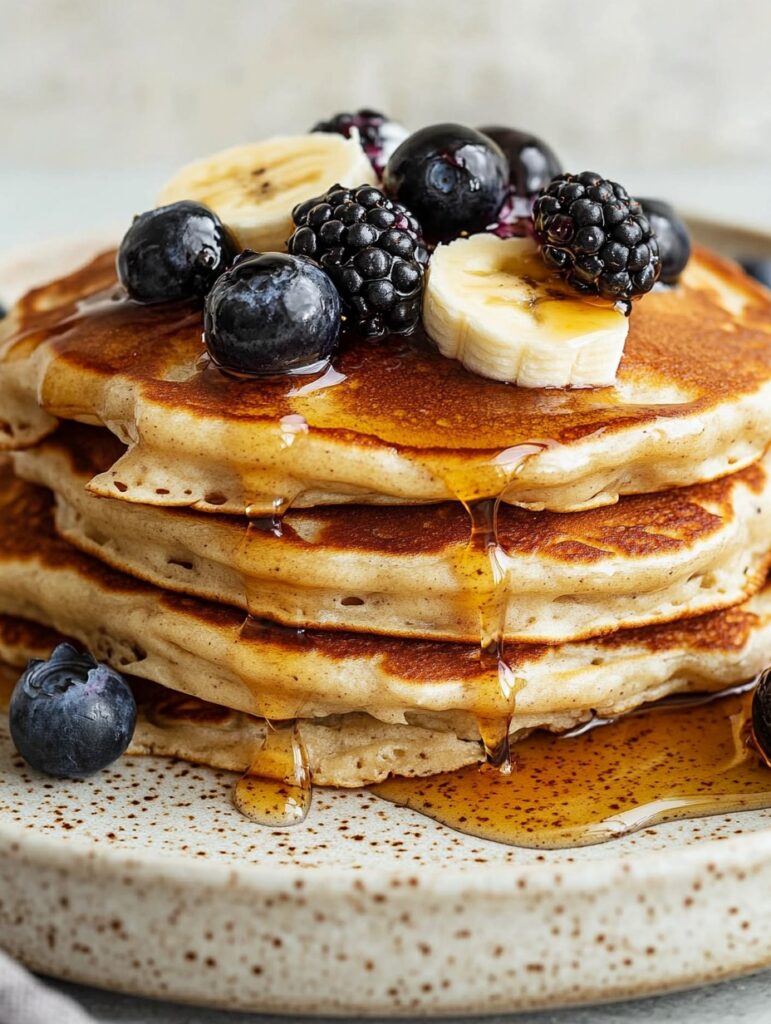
3,0,771,1019
1,0,771,247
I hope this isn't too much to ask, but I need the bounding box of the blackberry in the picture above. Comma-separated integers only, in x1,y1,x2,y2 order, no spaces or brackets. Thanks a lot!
533,172,661,304
311,109,407,178
287,184,427,337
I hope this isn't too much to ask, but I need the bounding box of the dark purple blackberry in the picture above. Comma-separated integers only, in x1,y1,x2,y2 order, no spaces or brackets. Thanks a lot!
287,184,427,337
533,172,661,304
311,109,408,178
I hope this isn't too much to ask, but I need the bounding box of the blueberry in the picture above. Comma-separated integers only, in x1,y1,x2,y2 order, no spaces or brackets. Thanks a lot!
479,127,561,197
638,198,691,284
740,259,771,289
204,252,340,376
9,643,136,779
117,200,238,304
383,123,508,242
752,666,771,761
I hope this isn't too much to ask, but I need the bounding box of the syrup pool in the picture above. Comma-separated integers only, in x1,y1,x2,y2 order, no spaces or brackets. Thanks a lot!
372,684,771,849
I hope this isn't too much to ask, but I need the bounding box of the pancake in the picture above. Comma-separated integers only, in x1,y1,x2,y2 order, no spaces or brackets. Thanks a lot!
1,462,770,751
15,422,771,644
0,622,479,786
2,248,771,515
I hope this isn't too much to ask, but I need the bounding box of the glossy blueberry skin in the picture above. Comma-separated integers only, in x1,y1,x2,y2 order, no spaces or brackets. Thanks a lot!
638,198,691,284
117,200,238,304
9,643,137,779
740,259,771,290
479,126,562,197
204,252,341,376
383,123,509,242
752,666,771,761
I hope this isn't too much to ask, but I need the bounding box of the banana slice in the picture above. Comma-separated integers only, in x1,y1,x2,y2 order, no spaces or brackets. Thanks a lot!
423,234,629,388
156,133,377,252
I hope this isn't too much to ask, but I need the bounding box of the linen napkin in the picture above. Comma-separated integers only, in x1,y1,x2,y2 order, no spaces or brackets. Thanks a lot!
0,949,93,1024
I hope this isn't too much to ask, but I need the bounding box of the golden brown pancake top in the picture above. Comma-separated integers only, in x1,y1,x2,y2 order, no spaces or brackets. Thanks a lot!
7,246,771,457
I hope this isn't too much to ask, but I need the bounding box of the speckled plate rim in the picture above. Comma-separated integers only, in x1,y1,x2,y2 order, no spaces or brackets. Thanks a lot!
6,778,771,1018
6,809,771,890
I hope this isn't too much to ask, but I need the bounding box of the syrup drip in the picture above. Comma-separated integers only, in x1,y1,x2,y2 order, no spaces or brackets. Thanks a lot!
229,409,315,827
373,683,771,849
448,444,546,770
462,498,516,769
233,719,311,826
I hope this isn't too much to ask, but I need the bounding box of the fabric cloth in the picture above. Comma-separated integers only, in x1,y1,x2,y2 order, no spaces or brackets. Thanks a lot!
0,949,93,1024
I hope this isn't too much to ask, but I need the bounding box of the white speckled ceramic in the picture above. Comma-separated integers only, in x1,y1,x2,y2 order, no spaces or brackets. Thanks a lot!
3,720,771,1017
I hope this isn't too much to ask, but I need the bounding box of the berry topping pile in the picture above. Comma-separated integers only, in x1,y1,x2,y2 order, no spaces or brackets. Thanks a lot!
533,172,661,303
288,184,427,336
9,643,136,779
383,124,509,243
112,109,697,383
312,109,408,178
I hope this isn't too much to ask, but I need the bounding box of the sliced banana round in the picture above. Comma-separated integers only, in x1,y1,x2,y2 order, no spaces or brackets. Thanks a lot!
156,133,377,253
423,234,630,388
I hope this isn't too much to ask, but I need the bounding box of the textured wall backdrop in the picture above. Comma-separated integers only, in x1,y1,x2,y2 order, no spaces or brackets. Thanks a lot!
3,0,770,172
1,0,770,249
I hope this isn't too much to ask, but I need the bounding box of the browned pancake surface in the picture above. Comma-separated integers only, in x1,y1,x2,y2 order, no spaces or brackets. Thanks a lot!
6,246,771,457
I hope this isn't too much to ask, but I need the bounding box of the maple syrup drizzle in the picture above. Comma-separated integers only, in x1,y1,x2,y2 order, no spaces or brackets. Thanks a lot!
233,719,311,826
228,402,317,827
448,444,546,770
373,683,771,849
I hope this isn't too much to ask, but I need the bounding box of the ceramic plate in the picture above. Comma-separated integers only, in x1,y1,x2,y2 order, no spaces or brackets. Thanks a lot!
2,231,771,1017
5,721,771,1016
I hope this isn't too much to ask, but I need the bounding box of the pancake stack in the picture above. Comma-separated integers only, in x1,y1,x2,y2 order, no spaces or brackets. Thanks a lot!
2,237,771,821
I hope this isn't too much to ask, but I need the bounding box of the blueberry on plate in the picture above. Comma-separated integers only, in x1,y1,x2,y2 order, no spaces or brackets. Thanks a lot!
383,123,509,243
638,198,691,284
117,200,238,304
204,251,341,376
479,126,562,198
9,643,137,779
